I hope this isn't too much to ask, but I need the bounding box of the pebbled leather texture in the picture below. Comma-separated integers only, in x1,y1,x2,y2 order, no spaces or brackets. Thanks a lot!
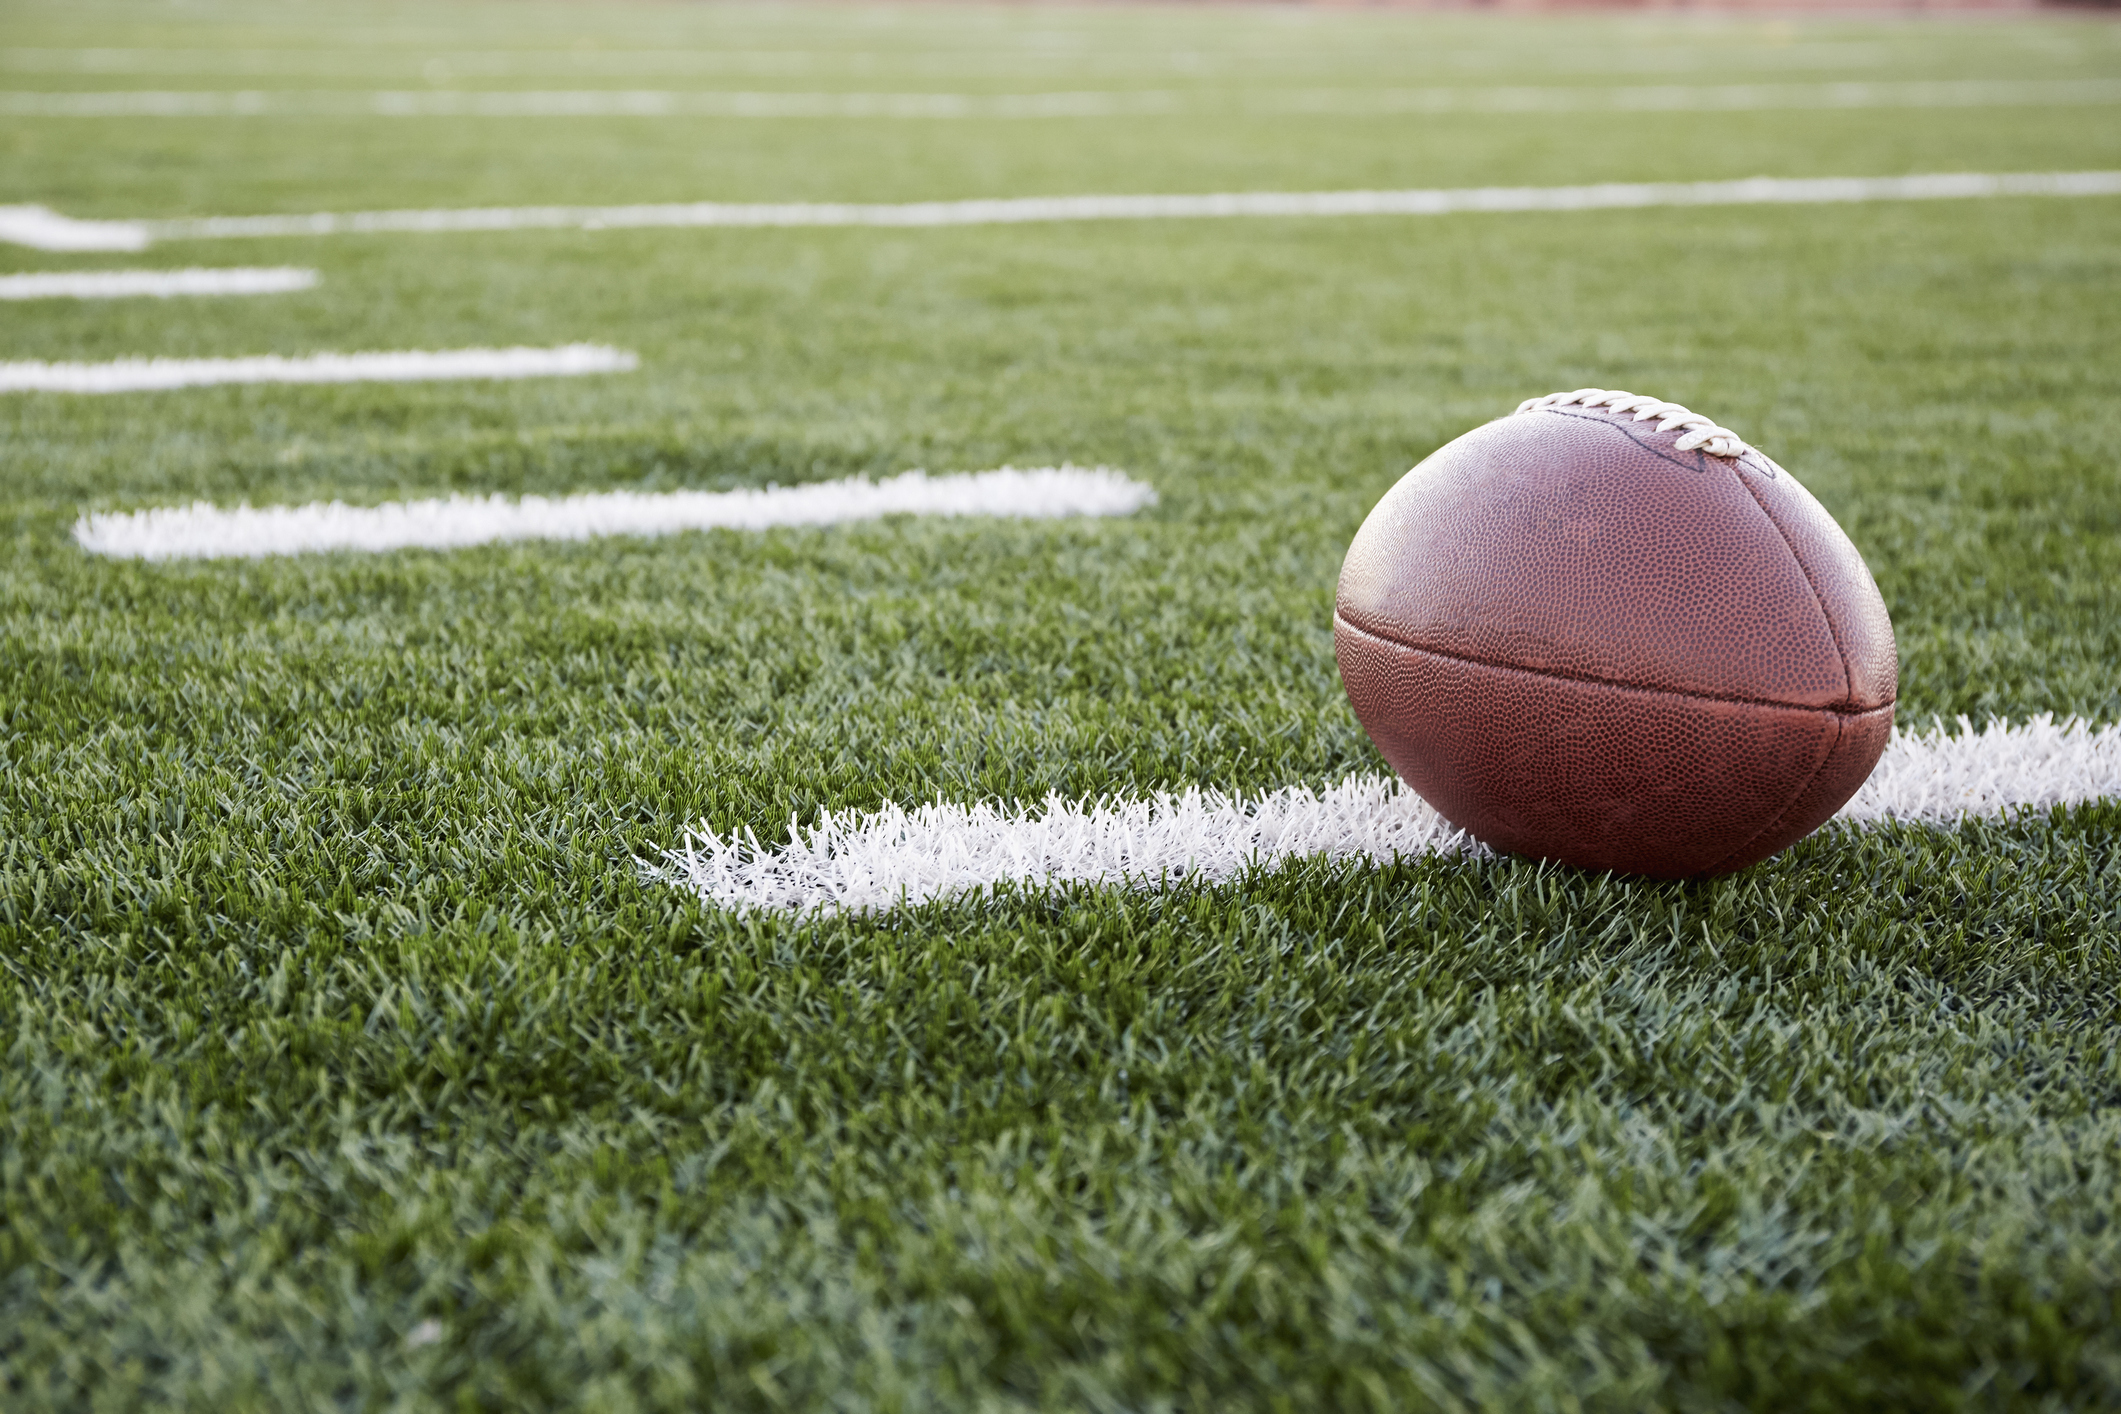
1335,404,1897,878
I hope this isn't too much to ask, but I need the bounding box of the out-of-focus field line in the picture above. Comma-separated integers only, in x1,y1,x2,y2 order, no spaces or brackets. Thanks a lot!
7,171,2116,251
0,345,635,393
70,467,1156,559
5,79,2118,118
0,267,314,299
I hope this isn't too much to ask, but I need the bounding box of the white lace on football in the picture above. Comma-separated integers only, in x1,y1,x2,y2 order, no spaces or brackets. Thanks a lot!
1515,388,1752,458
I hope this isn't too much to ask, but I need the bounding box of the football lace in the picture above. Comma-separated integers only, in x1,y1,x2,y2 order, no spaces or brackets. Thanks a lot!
1515,389,1753,459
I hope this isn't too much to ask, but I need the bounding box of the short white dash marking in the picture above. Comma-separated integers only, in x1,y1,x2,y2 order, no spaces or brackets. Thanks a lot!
1,343,635,394
71,466,1156,560
0,267,315,299
646,716,2121,913
0,203,150,251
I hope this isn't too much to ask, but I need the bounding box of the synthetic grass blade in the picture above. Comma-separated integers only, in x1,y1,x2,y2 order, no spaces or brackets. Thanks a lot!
648,716,2121,913
71,466,1156,559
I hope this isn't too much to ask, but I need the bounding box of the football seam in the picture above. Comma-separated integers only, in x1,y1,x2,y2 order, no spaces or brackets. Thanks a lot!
1726,462,1863,709
1697,709,1846,876
1536,406,1713,475
1332,612,1879,715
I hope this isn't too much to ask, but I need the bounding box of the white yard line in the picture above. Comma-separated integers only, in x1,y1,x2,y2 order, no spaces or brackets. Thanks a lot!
71,466,1156,560
4,78,2117,119
5,171,2114,251
647,716,2121,913
0,266,315,299
1,344,634,394
0,42,1908,77
1280,79,2121,115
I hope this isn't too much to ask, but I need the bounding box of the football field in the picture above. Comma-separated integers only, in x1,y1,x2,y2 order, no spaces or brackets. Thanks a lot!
5,1,2121,1407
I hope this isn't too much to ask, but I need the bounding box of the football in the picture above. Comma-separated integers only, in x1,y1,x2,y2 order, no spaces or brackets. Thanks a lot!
1335,389,1898,878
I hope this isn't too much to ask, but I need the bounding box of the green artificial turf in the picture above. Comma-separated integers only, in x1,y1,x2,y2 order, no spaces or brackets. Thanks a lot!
3,2,2121,1409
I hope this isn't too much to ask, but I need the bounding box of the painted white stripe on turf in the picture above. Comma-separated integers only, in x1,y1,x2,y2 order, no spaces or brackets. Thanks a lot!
13,171,2096,249
0,89,1180,118
1834,715,2121,826
0,267,315,299
1286,79,2121,115
5,79,2117,119
0,203,150,251
71,466,1155,560
654,775,1475,915
646,716,2121,913
0,42,1910,77
0,344,634,394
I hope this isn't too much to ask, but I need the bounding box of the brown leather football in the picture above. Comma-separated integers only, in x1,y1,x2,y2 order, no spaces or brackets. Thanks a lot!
1334,389,1896,878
